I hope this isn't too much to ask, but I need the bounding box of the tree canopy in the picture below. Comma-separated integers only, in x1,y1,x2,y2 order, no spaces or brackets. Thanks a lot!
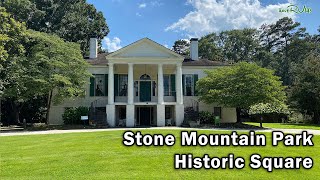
172,39,190,56
289,52,320,123
0,6,26,96
2,28,91,123
1,0,109,55
0,7,91,123
197,62,286,109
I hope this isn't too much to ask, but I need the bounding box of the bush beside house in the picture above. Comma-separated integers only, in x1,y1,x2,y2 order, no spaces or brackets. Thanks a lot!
62,107,89,125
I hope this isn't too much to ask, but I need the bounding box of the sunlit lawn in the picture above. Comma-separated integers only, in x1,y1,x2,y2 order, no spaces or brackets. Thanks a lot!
244,122,320,130
1,130,319,179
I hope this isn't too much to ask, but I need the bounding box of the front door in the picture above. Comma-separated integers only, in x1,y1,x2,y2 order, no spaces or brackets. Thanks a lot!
140,107,151,126
140,81,151,102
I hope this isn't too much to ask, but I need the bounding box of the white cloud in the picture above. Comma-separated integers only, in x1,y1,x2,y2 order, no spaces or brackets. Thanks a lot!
136,12,142,17
165,0,296,37
139,3,147,8
164,44,169,48
102,37,122,52
151,1,164,7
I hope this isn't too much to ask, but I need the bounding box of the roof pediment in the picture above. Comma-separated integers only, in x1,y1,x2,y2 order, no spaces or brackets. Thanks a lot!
106,38,184,59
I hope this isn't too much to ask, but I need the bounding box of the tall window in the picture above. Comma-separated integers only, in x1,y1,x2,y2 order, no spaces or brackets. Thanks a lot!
183,74,198,96
118,75,128,96
164,75,171,96
184,75,194,96
94,75,105,96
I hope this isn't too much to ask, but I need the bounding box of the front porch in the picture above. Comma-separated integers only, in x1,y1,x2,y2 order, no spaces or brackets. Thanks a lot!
112,104,183,127
104,38,185,127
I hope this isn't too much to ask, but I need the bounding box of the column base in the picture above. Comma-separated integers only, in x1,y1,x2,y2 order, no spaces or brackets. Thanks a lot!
157,105,165,127
175,104,185,126
126,105,135,127
106,105,116,127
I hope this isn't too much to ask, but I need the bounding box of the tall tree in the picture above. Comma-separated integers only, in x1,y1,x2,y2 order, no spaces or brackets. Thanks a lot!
2,30,91,123
220,28,258,63
258,17,301,85
197,62,286,122
172,39,190,56
198,33,223,61
290,52,320,123
1,0,109,55
0,6,26,96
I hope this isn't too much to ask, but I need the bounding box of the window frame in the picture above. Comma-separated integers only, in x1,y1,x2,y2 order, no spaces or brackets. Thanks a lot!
118,74,128,97
163,74,172,96
93,74,106,97
184,74,194,96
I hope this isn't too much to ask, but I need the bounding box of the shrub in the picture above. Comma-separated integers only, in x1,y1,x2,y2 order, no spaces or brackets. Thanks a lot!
249,103,290,124
199,111,215,124
249,103,290,115
288,111,313,124
62,107,89,125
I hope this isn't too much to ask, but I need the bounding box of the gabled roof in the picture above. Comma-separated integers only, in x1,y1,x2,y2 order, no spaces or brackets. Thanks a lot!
106,38,185,59
85,38,230,66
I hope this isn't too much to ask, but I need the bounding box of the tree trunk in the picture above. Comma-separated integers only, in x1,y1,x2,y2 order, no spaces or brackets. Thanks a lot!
45,90,53,124
11,101,21,125
260,116,263,128
236,108,241,123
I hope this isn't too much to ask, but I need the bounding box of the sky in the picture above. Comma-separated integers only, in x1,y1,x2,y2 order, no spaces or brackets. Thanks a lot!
87,0,320,52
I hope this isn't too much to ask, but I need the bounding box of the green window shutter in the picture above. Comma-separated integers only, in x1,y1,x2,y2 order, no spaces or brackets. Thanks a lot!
105,74,108,96
170,74,176,96
90,76,95,97
114,74,119,96
194,74,198,96
182,75,185,96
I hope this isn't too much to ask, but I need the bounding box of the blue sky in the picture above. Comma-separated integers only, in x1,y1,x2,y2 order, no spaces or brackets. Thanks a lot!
87,0,319,52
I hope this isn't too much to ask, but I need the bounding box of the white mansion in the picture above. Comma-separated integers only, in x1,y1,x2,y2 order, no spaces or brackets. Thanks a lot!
48,38,237,126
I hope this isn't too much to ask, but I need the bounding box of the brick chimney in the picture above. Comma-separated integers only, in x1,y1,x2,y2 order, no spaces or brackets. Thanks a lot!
190,38,199,61
89,38,98,59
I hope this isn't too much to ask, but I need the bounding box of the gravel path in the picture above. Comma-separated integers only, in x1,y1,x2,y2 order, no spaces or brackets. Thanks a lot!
1,127,320,136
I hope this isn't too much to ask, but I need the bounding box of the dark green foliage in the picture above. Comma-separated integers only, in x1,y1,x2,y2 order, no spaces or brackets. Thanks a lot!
198,111,215,124
62,106,89,125
1,0,109,55
0,6,26,95
198,33,223,61
172,39,190,55
290,52,320,123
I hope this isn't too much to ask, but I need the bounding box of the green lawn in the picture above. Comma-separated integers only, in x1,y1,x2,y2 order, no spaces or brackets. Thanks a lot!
244,122,320,130
1,130,319,179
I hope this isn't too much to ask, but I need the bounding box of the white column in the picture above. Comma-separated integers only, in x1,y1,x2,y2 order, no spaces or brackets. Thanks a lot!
157,105,165,127
108,63,114,105
107,63,115,127
175,105,184,126
126,63,135,127
176,64,183,105
128,63,134,104
158,64,164,104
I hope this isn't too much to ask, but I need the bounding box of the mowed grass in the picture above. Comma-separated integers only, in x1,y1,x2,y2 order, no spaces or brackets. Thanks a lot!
245,122,320,130
1,130,320,179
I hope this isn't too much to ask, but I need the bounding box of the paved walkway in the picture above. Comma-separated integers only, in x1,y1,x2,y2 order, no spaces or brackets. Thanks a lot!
1,127,320,136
